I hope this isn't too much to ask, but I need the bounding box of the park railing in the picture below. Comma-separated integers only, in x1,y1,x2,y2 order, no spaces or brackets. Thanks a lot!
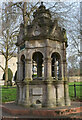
69,83,82,99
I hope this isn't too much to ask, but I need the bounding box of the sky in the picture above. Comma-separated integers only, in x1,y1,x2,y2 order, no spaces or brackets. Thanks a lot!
0,0,81,3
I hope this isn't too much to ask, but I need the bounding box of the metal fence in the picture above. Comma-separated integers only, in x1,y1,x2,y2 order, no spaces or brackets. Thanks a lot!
69,84,82,98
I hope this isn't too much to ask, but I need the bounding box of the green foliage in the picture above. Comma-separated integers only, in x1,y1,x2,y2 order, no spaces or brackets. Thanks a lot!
3,68,13,86
32,74,37,78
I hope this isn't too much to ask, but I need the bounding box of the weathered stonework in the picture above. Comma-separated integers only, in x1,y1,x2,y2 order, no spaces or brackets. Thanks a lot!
16,2,71,108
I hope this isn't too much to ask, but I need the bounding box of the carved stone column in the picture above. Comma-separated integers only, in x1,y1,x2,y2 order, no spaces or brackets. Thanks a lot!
54,61,57,80
61,62,64,80
18,84,22,104
17,48,20,81
55,84,59,106
63,61,67,81
44,57,52,80
17,62,23,81
22,86,26,102
24,83,30,107
63,42,67,81
37,63,42,77
64,81,71,106
25,59,32,81
58,61,62,80
17,62,19,81
16,84,19,103
23,58,32,107
45,81,54,107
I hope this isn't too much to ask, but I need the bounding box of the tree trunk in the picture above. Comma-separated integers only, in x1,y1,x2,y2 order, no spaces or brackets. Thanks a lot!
23,2,27,35
4,59,8,86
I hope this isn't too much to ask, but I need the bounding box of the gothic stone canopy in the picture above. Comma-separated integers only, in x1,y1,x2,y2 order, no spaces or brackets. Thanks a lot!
16,3,70,108
17,2,67,46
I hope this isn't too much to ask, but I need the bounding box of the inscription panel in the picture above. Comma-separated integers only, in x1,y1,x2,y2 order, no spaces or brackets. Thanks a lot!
32,88,43,95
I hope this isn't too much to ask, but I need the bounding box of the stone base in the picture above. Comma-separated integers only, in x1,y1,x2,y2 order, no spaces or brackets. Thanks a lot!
16,80,71,108
2,102,82,119
22,101,31,107
64,97,71,106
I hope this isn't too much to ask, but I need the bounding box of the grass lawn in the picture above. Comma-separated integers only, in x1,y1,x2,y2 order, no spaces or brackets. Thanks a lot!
2,86,17,102
1,82,82,103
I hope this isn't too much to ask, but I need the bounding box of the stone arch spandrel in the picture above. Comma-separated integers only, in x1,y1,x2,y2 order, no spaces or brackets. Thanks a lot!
50,50,63,61
21,54,25,61
51,52,61,61
19,52,26,63
26,49,45,60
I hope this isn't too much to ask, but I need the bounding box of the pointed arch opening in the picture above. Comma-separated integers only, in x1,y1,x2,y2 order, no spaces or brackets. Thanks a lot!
51,52,61,80
32,52,44,80
21,54,25,80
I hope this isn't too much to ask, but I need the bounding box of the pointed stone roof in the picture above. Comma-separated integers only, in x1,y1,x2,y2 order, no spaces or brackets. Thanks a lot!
16,2,67,46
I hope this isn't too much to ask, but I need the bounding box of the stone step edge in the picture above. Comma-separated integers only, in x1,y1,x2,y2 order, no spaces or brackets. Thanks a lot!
2,117,82,120
2,106,82,117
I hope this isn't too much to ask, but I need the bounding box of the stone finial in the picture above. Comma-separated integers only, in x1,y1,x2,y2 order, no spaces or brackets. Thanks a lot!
33,1,51,19
39,1,45,10
41,1,43,5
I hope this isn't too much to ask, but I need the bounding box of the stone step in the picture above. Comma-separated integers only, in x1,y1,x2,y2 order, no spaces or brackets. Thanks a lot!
1,116,82,120
2,110,82,120
1,105,82,118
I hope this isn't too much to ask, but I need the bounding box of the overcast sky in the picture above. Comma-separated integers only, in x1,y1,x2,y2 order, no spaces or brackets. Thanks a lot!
0,0,81,3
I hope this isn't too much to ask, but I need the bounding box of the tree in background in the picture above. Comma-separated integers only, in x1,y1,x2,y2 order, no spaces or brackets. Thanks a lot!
0,2,19,85
0,2,38,85
3,68,13,86
67,55,80,76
